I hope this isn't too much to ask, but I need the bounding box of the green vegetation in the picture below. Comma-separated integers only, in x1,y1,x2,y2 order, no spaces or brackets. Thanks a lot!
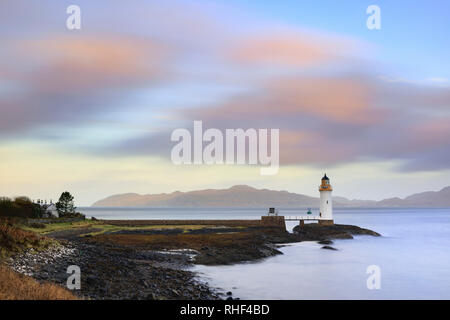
22,219,227,237
20,219,97,234
56,191,84,218
0,192,84,219
0,197,45,219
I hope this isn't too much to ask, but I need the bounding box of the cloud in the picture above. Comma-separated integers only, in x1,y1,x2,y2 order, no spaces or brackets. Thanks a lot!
1,0,449,174
0,0,237,137
376,80,450,112
17,35,170,92
427,77,448,83
98,72,450,172
0,34,173,135
229,30,360,68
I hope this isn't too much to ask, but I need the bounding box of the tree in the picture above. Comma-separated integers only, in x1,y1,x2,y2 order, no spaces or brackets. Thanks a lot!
56,192,76,217
0,197,44,218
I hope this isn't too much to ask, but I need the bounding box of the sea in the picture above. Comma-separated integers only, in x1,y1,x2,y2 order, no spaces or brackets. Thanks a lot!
78,207,450,299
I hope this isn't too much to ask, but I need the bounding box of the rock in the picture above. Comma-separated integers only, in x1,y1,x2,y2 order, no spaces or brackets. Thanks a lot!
226,296,233,300
226,291,232,296
321,246,338,251
293,223,380,240
318,240,333,245
147,293,158,300
86,275,97,284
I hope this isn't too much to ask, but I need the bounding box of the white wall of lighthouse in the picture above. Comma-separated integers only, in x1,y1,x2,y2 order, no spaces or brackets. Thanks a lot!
320,190,333,220
319,174,333,221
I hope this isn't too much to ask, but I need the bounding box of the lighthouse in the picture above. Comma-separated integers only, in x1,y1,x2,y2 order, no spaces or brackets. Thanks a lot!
319,174,334,225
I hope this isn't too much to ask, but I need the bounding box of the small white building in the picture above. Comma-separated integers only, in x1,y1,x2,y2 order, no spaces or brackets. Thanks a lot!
267,207,279,216
36,200,58,218
44,204,58,218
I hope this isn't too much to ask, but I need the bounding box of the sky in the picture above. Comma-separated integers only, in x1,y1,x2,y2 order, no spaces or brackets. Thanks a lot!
0,0,449,205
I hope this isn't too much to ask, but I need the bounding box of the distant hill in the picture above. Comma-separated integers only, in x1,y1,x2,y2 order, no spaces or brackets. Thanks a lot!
394,186,450,207
92,185,450,208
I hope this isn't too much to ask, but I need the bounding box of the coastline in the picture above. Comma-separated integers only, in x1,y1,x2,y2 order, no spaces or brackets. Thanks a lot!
6,219,380,300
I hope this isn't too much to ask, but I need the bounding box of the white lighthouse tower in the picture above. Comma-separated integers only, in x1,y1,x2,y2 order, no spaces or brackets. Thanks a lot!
319,174,334,225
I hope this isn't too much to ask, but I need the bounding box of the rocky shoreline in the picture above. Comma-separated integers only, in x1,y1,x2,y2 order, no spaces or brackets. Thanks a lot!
7,239,220,300
6,222,380,300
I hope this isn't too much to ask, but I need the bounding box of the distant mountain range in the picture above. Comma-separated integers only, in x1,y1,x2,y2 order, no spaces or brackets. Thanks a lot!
92,185,450,208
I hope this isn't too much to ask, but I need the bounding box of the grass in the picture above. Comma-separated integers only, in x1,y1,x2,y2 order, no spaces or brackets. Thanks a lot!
0,219,79,300
0,265,79,300
90,230,263,250
21,219,101,234
10,217,265,251
0,219,56,258
82,224,226,236
21,219,237,237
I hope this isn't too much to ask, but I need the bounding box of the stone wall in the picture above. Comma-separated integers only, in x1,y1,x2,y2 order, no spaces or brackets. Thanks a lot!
260,216,286,229
318,219,334,226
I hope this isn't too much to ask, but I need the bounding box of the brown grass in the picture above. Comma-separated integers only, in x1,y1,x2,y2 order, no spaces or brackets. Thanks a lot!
90,230,267,250
0,218,53,257
0,265,79,300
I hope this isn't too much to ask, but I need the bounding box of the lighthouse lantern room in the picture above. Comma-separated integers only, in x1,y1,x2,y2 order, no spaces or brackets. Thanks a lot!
319,174,334,225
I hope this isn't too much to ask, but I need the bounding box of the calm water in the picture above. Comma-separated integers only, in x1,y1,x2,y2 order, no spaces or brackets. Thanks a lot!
79,207,450,299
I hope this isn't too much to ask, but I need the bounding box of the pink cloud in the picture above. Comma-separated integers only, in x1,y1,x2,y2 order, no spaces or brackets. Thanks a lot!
12,35,172,93
229,30,359,67
0,35,174,134
185,75,384,125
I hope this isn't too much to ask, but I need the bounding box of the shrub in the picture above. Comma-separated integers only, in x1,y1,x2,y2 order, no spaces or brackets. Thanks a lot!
0,218,52,257
27,222,46,229
0,197,45,219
